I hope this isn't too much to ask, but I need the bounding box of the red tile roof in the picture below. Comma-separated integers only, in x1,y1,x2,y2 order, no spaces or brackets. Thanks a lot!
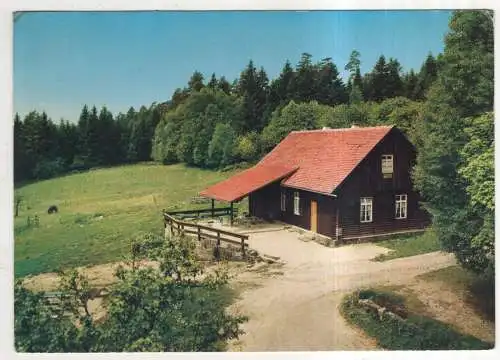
259,125,394,194
199,164,298,202
200,125,393,201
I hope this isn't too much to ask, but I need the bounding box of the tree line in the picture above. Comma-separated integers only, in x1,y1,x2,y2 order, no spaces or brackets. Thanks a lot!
14,103,164,182
151,51,438,168
14,49,438,182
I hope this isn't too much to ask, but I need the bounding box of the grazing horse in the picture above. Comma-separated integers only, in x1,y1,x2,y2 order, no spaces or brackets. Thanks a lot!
47,205,58,214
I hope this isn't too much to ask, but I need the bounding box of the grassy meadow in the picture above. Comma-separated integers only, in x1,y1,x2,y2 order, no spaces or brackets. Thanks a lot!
372,230,441,261
14,163,242,278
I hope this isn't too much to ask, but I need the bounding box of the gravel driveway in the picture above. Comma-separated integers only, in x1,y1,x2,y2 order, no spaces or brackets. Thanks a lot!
229,228,456,351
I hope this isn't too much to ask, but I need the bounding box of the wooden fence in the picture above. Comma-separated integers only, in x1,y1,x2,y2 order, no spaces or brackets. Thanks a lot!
166,207,233,220
163,212,248,257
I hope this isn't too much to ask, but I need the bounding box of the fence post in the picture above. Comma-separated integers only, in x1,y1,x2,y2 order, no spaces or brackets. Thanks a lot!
241,237,246,258
211,199,215,218
230,202,234,226
197,226,201,242
217,231,221,247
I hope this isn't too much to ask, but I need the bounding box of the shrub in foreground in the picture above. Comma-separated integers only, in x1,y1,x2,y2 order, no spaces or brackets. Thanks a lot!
15,233,247,352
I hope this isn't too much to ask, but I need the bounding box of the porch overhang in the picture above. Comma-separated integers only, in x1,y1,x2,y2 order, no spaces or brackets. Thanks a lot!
199,164,299,203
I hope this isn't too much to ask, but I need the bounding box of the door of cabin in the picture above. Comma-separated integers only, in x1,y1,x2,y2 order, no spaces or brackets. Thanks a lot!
310,200,318,232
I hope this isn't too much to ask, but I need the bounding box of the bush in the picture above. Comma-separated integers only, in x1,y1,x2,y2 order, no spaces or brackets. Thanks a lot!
340,289,492,350
33,158,67,180
14,233,247,352
235,132,261,162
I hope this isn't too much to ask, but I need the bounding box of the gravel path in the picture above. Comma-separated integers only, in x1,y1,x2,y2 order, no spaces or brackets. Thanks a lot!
229,228,456,351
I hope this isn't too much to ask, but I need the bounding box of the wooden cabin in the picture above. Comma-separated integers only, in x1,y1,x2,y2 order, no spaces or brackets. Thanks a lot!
200,125,430,242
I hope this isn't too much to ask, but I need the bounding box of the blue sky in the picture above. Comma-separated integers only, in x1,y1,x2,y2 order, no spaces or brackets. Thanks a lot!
13,10,452,122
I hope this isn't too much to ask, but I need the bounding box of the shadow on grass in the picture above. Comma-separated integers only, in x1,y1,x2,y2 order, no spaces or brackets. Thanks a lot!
466,276,495,322
418,265,495,323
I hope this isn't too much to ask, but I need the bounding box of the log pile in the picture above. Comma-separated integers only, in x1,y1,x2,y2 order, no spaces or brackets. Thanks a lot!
358,298,406,322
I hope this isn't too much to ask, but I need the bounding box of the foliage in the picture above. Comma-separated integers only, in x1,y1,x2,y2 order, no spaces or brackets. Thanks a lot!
373,230,441,261
32,158,67,180
459,112,494,211
458,112,495,277
207,123,237,168
262,100,325,150
15,233,247,352
412,10,494,276
235,131,261,162
368,97,425,137
340,289,492,350
14,281,79,352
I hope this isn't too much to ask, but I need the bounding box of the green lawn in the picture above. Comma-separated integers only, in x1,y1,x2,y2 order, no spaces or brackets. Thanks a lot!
373,230,441,261
14,163,242,278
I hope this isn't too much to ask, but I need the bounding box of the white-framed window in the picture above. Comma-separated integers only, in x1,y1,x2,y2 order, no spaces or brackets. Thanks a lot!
381,154,394,178
293,191,300,215
360,197,373,223
281,191,286,212
395,194,408,219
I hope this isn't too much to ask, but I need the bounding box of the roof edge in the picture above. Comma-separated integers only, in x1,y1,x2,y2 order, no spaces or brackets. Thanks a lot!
290,125,394,134
199,165,300,202
280,183,337,197
328,125,395,193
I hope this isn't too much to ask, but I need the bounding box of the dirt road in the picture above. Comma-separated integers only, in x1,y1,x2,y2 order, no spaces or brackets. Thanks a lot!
228,228,456,351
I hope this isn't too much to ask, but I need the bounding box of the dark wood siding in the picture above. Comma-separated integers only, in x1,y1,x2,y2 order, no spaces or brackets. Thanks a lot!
335,128,430,238
248,181,282,220
249,184,338,238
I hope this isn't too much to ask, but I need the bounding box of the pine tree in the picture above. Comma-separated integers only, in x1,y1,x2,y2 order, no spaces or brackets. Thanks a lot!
13,113,31,181
237,60,269,133
345,51,364,104
294,53,315,102
315,57,347,106
86,106,100,166
188,71,205,93
402,69,419,100
217,76,231,94
385,58,404,98
207,73,218,89
414,53,439,100
57,120,79,167
369,55,388,101
265,60,296,119
77,105,90,163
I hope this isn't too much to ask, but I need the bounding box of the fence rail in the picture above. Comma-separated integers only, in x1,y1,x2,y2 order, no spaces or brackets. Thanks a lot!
163,211,248,257
166,207,233,219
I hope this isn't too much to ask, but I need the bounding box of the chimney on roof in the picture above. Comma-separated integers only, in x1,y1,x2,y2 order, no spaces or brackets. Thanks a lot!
322,127,330,130
351,124,359,128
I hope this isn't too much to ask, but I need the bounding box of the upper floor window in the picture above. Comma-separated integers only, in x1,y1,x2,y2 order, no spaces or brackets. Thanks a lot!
395,194,408,219
381,154,394,178
281,191,286,212
293,191,300,215
360,197,373,223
